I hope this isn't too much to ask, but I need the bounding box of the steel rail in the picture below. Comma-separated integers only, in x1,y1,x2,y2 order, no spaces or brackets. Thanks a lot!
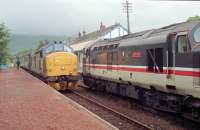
71,90,154,130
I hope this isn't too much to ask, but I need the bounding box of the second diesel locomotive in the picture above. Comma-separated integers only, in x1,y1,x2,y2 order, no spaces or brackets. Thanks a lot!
82,21,200,122
20,41,78,90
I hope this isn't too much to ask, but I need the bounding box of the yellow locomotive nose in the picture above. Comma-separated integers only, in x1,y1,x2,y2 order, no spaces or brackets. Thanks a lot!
45,52,77,77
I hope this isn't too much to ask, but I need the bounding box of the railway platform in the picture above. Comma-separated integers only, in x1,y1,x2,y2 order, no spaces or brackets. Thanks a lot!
0,69,118,130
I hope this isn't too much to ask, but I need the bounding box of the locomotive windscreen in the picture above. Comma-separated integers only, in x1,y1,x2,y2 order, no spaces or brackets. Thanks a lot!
54,44,63,51
45,44,73,54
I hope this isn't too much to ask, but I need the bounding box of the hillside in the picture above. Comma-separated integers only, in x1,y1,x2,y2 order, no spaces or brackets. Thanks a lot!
9,34,68,54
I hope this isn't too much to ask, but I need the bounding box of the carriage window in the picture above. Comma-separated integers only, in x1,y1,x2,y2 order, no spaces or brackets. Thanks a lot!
93,47,97,52
194,27,200,43
40,51,43,58
34,56,36,68
98,47,101,51
86,49,90,56
177,35,188,53
103,46,107,51
122,51,125,57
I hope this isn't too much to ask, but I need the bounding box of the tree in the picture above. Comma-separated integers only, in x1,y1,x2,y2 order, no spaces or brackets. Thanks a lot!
36,41,45,49
15,49,32,57
187,15,200,22
0,23,10,65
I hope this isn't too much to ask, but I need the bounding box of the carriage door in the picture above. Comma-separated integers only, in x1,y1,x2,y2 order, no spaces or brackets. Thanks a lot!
28,54,32,70
107,46,113,71
193,53,200,88
167,32,190,89
83,49,86,73
87,48,91,73
39,50,43,73
107,45,118,78
166,34,176,88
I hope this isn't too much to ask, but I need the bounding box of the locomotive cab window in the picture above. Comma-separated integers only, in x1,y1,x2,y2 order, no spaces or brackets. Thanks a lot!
176,35,190,53
194,26,200,43
46,45,54,54
45,44,72,54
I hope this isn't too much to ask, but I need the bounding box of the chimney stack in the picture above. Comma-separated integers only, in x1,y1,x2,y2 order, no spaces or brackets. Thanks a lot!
78,32,82,38
100,22,106,31
83,30,86,36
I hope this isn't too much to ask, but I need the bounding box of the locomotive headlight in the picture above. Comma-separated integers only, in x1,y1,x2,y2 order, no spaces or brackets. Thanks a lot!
61,66,65,70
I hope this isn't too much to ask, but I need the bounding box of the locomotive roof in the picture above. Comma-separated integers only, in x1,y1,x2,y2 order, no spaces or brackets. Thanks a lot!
120,20,200,47
35,42,50,53
36,41,64,52
89,20,200,49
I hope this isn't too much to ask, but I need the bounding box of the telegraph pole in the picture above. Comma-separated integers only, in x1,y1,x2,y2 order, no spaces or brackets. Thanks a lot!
122,0,132,34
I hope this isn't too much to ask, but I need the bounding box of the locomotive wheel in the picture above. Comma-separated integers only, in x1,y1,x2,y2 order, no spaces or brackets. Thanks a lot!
74,82,79,87
58,81,79,90
48,82,61,91
67,82,78,88
59,81,68,91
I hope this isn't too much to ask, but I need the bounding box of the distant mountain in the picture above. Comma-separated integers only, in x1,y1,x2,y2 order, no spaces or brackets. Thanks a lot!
9,34,68,54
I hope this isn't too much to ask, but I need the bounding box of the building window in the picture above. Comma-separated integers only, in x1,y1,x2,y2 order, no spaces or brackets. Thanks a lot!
122,51,125,57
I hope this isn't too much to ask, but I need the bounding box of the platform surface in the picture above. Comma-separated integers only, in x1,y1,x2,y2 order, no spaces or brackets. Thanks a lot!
0,69,117,130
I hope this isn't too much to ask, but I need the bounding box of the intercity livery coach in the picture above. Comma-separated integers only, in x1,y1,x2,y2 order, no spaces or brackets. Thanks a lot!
83,20,200,122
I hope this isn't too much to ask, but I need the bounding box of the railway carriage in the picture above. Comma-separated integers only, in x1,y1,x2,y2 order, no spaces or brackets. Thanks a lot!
82,21,200,122
20,42,78,90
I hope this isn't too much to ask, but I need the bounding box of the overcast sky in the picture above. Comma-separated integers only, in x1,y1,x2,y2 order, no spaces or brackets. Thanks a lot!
0,0,200,36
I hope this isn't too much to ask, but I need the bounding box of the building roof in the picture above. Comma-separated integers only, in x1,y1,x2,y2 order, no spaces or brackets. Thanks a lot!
70,40,96,52
70,23,127,51
71,24,127,44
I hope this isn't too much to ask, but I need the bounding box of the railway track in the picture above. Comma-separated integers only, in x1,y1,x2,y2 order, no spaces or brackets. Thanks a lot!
62,87,200,130
63,90,154,130
72,91,154,130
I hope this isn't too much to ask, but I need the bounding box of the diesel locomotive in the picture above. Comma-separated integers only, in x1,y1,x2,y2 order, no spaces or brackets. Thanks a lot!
20,41,78,90
82,21,200,122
